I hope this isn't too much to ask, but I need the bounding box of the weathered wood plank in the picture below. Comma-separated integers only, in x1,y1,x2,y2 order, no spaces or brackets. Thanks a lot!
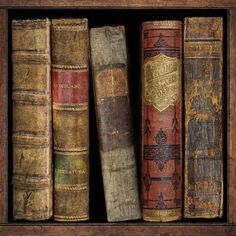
0,224,234,236
0,8,8,223
228,9,236,224
0,0,235,9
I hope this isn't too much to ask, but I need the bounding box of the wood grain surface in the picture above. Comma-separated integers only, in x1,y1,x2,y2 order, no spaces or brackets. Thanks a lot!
0,224,235,235
228,9,236,224
0,0,236,8
0,8,8,224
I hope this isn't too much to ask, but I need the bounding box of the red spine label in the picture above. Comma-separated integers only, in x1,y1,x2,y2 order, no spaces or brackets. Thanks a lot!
52,70,88,103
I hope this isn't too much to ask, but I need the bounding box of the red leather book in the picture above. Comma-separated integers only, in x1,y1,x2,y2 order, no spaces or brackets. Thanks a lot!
141,21,182,222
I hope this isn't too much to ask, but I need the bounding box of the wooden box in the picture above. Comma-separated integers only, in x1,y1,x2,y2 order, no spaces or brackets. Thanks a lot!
0,1,235,235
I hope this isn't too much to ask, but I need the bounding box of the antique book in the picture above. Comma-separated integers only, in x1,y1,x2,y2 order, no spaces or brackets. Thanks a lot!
141,21,182,222
51,19,89,222
90,26,141,222
12,19,52,220
184,17,223,218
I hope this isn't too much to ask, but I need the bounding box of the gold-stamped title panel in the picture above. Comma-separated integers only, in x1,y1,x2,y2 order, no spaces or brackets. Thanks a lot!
144,53,180,112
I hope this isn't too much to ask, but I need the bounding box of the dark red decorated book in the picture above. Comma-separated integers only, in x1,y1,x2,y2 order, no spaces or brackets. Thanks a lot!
141,21,182,222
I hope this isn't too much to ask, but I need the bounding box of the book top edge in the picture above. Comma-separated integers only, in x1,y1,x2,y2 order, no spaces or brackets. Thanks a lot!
142,21,182,29
184,17,223,40
52,18,88,26
90,25,125,32
184,16,223,21
12,18,50,27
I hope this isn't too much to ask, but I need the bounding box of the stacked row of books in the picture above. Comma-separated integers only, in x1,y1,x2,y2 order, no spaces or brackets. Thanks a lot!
12,17,223,222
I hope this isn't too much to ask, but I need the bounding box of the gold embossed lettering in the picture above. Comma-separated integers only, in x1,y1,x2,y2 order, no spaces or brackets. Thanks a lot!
144,53,180,112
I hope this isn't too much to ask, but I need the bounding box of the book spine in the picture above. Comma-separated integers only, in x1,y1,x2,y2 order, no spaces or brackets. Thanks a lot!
12,19,52,221
141,21,182,222
52,19,89,222
184,17,223,218
90,26,141,222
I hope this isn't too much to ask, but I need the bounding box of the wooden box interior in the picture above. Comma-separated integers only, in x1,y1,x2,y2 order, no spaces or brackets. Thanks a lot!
7,8,228,223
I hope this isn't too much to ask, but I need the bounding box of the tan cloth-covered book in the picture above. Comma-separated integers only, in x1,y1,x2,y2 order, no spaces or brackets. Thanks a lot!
12,19,52,221
51,18,89,222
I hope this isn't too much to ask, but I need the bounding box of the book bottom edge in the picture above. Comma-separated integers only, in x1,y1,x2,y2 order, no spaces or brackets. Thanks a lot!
143,209,182,222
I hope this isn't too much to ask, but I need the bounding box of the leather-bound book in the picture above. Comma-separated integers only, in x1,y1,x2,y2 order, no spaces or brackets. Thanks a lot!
52,19,89,222
184,17,223,218
141,21,182,222
90,26,141,222
12,19,52,220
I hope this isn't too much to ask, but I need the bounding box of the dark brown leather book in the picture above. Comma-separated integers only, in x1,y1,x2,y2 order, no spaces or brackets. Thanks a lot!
12,19,52,220
141,21,182,222
52,19,89,222
90,26,141,222
184,17,223,218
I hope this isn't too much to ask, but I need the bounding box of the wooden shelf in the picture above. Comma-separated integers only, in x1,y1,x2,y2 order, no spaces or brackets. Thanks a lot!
0,1,236,235
0,223,235,235
0,0,235,9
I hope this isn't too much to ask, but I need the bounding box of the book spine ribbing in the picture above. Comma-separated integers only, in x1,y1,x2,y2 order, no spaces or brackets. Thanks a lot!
52,18,89,222
90,26,141,222
184,17,223,218
141,21,182,222
12,19,52,221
